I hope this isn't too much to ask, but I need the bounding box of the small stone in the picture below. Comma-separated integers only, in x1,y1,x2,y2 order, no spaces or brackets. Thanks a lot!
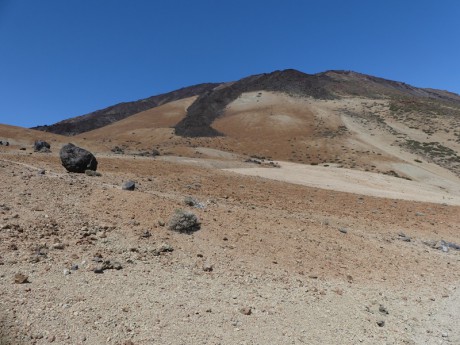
377,320,385,327
52,243,65,250
339,227,348,234
379,305,389,315
63,269,71,276
442,332,448,338
203,262,213,272
112,261,123,270
70,264,79,271
93,266,104,274
240,307,252,315
14,273,29,284
141,230,151,238
122,181,136,191
38,169,46,175
47,335,56,342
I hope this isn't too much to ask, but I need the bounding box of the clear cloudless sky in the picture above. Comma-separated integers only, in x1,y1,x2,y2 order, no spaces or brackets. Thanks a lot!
0,0,459,127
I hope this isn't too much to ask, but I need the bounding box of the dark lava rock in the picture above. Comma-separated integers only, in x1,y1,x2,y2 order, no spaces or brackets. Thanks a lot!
122,180,136,191
34,140,51,152
59,143,98,173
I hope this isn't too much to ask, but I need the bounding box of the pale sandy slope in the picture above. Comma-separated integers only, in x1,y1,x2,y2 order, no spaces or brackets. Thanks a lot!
226,162,460,205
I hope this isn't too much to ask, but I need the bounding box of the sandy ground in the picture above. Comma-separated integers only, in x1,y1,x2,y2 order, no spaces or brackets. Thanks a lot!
0,91,459,344
0,149,459,345
225,161,460,206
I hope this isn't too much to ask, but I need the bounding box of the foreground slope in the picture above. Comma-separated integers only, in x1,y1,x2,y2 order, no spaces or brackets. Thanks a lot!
0,147,459,345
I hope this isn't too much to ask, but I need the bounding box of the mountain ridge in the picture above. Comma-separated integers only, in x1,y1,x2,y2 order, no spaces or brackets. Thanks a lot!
31,69,460,137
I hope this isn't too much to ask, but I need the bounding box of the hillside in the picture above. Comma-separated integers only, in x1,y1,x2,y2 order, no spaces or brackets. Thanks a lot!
32,69,460,139
1,69,460,344
32,83,218,136
0,128,459,344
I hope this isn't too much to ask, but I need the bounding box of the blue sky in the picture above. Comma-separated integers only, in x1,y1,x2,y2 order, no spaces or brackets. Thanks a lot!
0,0,459,128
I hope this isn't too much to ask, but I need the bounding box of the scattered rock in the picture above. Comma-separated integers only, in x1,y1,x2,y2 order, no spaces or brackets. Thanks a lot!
152,243,174,256
14,273,29,284
379,305,389,315
141,230,151,238
59,143,98,173
339,227,348,234
63,269,71,276
111,146,125,154
122,180,136,191
93,266,104,274
33,140,51,152
202,262,213,272
424,240,460,253
240,307,252,315
93,260,123,273
398,232,411,242
52,243,65,250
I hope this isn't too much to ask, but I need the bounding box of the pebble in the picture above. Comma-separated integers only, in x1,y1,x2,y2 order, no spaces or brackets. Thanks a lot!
94,266,104,274
339,227,348,234
52,243,65,250
203,262,213,272
122,181,136,191
377,320,385,327
63,269,71,276
14,273,29,284
379,305,389,315
240,307,252,315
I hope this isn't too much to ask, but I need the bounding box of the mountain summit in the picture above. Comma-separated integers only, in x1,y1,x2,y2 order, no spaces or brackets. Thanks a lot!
33,69,460,138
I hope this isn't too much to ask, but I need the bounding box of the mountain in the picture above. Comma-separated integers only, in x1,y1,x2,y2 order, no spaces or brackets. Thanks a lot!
33,69,460,138
176,69,460,137
32,83,219,136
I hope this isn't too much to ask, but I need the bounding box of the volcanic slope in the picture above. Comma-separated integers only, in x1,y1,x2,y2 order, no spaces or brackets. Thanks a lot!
73,85,460,190
0,126,459,345
32,83,218,136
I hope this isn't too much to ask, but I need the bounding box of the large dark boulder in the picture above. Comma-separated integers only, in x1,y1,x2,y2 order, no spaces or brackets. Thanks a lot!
34,140,51,152
59,143,98,173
